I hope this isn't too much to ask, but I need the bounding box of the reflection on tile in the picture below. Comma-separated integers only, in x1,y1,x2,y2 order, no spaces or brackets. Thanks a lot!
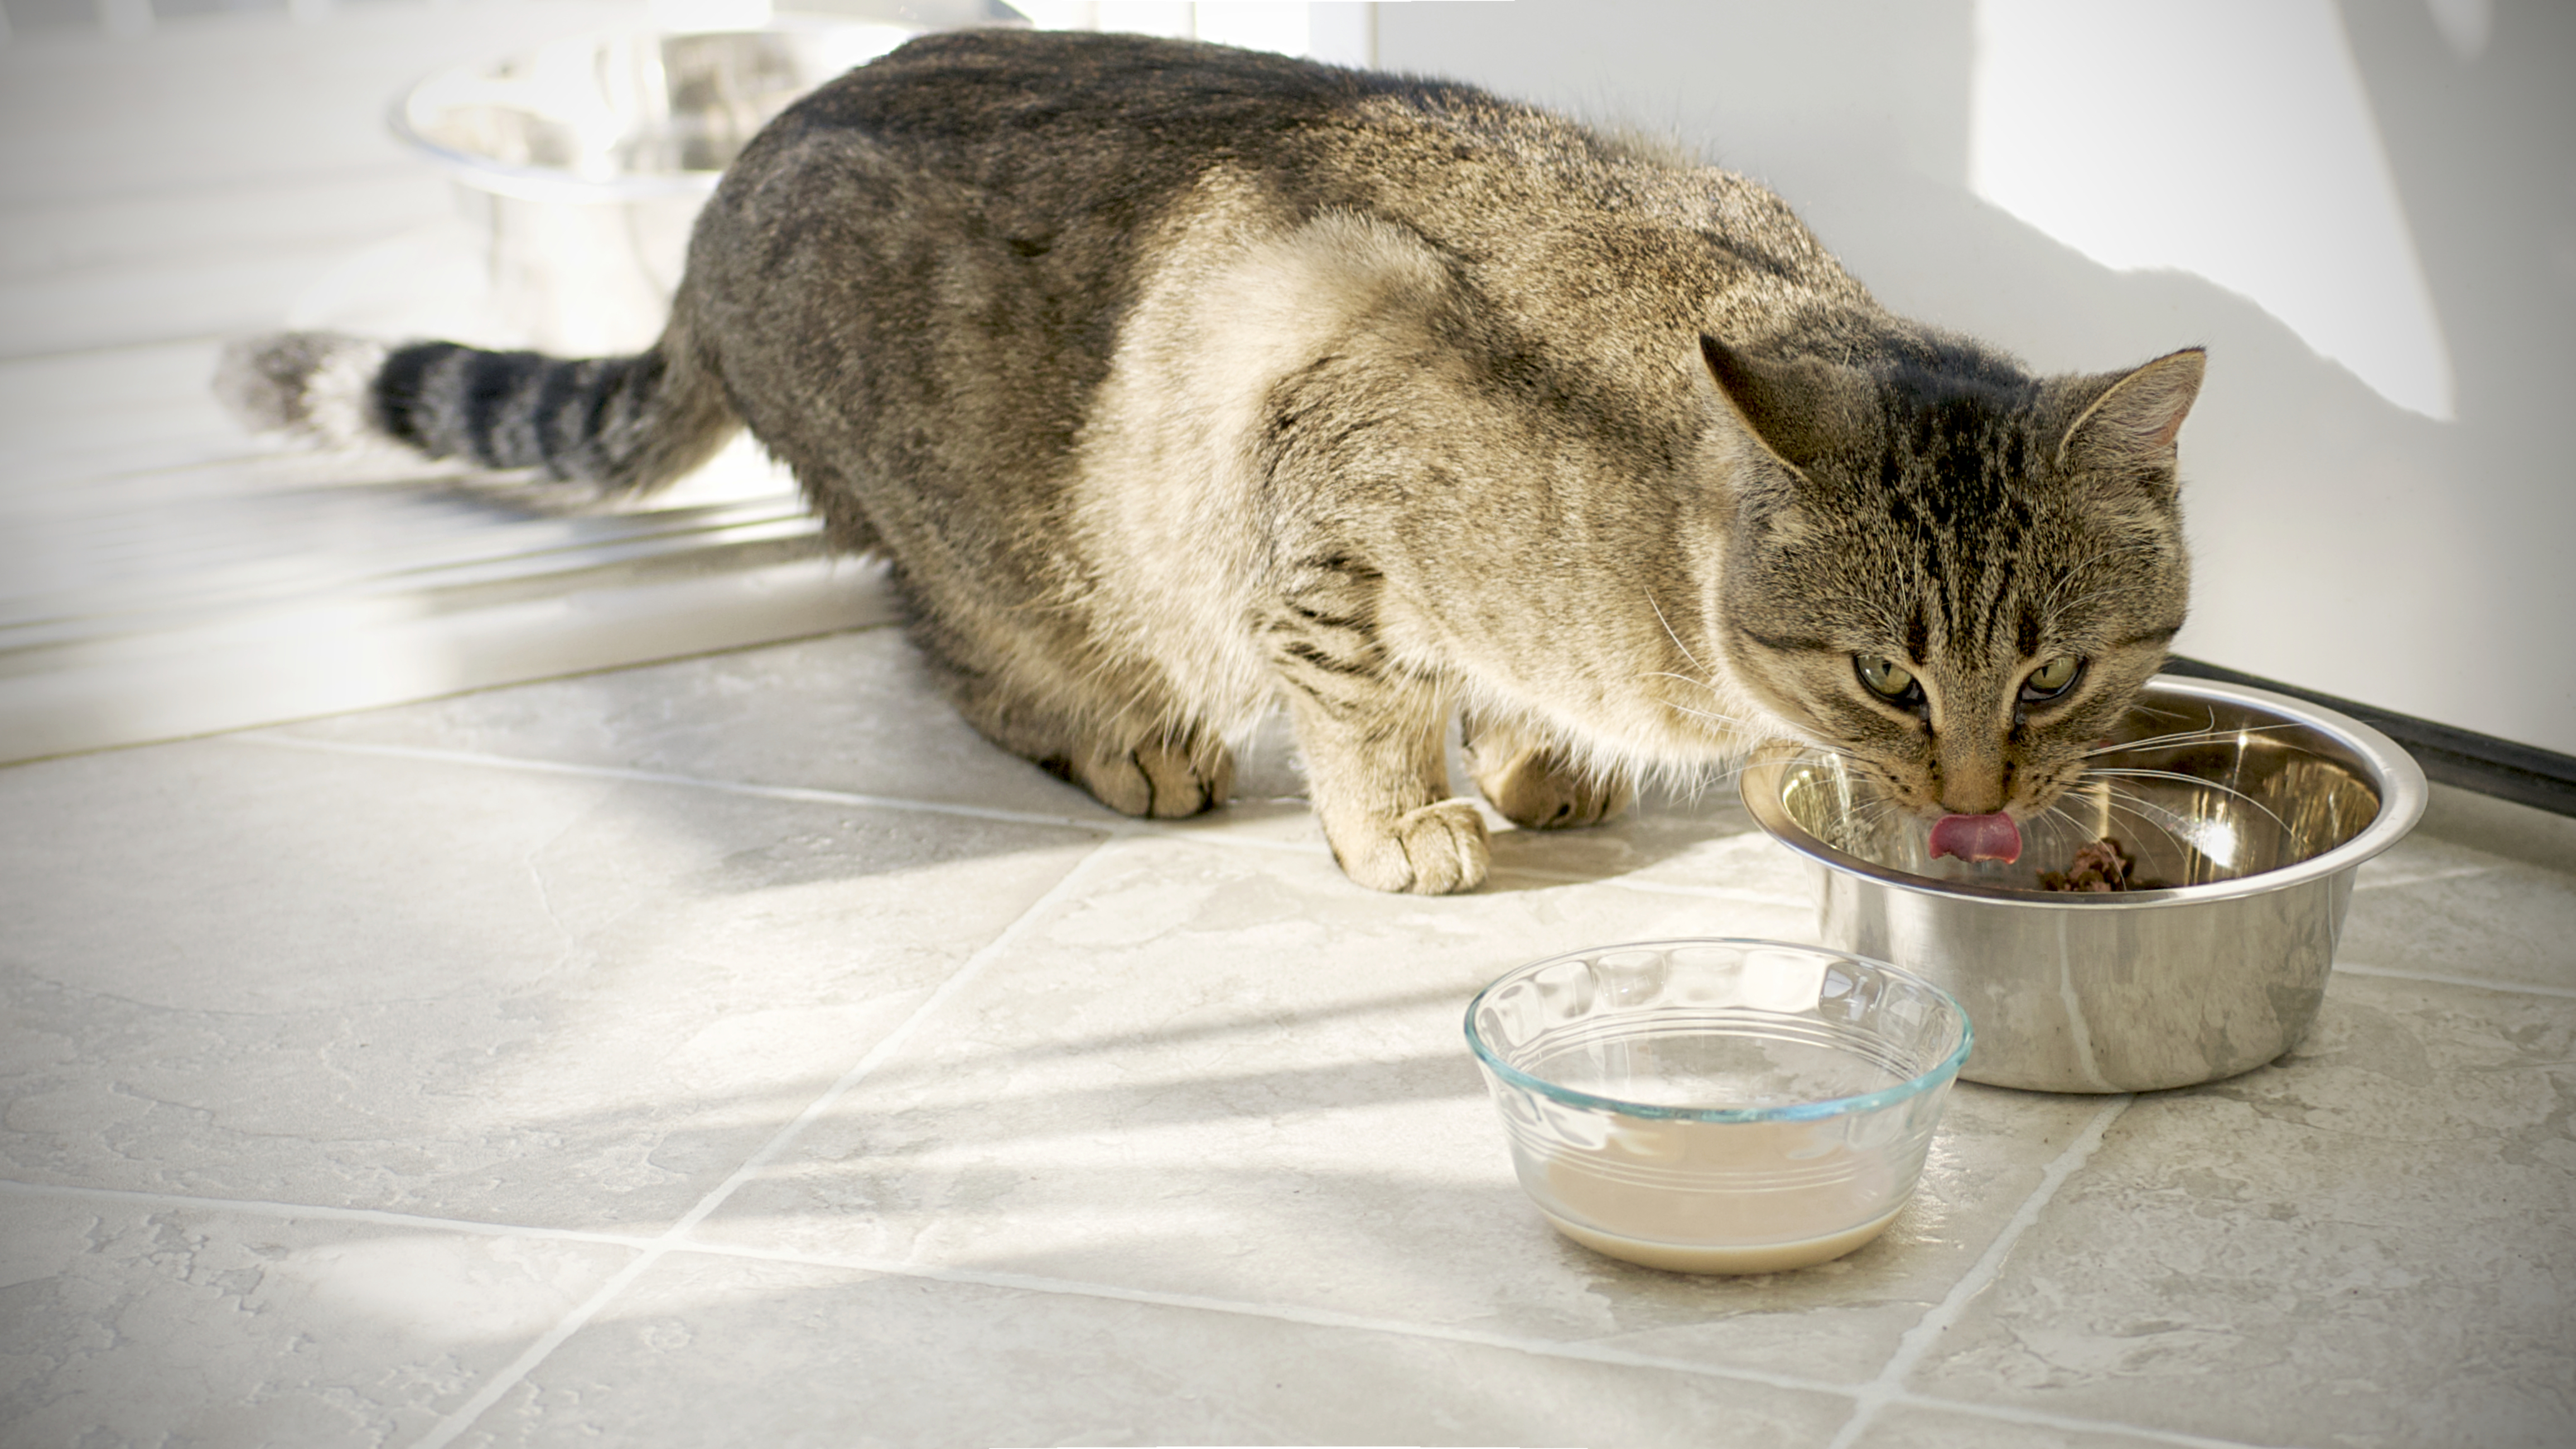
698,832,2106,1386
0,739,1097,1228
2351,828,2506,890
1584,815,1820,905
2415,781,2576,877
464,1249,1861,1449
2341,842,2576,992
268,628,1108,819
1911,974,2576,1448
0,1190,631,1448
269,627,1804,894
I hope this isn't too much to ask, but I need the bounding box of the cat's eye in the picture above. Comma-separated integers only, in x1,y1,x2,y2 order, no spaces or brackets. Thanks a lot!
2022,654,2084,701
1856,655,1919,702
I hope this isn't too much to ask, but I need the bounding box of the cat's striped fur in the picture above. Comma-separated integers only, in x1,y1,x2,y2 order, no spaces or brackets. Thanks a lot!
218,29,2203,893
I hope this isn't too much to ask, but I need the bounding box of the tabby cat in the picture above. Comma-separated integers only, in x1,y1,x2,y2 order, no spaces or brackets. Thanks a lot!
218,29,2204,894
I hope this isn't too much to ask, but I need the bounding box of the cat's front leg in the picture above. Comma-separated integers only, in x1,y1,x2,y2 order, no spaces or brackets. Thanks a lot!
1281,684,1489,894
1260,559,1487,892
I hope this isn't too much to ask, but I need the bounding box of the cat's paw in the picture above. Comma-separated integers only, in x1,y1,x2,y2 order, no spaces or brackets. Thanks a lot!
1068,738,1234,819
1331,799,1492,894
1464,736,1634,830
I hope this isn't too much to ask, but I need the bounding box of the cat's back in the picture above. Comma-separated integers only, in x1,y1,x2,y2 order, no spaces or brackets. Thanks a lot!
764,27,1394,183
701,26,1885,468
756,30,1506,204
729,27,1848,322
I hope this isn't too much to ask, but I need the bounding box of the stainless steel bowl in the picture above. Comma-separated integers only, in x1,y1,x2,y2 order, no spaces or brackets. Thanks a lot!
1740,677,2428,1093
388,11,940,352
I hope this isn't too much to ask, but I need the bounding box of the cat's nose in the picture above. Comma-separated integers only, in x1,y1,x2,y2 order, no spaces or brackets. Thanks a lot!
1932,748,2009,815
1938,791,2006,818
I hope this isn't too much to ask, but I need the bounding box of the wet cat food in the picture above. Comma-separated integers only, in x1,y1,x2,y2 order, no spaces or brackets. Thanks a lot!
2040,838,2141,892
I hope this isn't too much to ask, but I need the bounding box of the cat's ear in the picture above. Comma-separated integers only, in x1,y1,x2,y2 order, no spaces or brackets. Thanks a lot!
2054,347,2207,479
1699,335,1871,481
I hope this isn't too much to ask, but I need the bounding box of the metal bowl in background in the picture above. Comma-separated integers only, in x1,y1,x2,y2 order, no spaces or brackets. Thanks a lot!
389,6,983,354
1740,677,2428,1093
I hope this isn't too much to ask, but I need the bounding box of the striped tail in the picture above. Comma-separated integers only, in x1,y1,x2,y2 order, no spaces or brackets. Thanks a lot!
214,307,738,498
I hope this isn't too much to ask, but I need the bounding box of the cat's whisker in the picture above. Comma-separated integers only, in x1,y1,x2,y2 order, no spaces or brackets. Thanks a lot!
1643,674,1766,727
1850,797,1907,831
2122,703,2203,729
2083,720,2304,758
2077,777,2240,872
2051,776,2193,852
1645,590,1713,680
2040,776,2158,837
1701,751,1803,791
2020,799,2104,863
2085,733,2211,759
1659,701,1775,735
2082,766,2294,839
1640,660,1784,743
2093,798,2193,859
1699,765,1757,799
2028,789,2093,831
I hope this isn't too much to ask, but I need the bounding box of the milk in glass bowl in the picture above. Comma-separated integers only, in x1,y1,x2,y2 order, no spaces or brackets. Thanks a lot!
1467,940,1970,1273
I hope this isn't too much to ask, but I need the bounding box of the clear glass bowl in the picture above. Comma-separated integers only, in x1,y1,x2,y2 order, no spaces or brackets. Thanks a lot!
1467,939,1971,1273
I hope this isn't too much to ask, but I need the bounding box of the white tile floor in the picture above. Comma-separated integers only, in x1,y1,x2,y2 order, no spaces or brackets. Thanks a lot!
4,619,2573,1448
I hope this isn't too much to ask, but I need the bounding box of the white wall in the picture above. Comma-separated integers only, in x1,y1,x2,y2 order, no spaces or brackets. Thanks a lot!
1009,1,1374,64
1377,0,2576,756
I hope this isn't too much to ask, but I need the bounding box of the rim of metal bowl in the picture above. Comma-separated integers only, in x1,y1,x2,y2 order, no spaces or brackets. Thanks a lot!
1738,675,2430,910
1463,937,1973,1124
385,17,915,206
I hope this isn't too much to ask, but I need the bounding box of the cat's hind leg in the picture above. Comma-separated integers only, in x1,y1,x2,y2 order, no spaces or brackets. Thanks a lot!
1461,712,1636,829
1049,731,1236,820
914,621,1234,820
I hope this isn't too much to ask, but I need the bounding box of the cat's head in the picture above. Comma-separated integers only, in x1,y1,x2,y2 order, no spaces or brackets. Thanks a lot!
1701,335,2206,859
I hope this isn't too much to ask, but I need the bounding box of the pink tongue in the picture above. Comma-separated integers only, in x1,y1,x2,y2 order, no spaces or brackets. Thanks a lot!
1930,812,2023,864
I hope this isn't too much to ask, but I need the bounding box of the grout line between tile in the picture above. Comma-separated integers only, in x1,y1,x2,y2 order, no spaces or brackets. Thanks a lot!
234,733,1134,834
1489,865,1812,908
639,1241,2284,1449
0,1177,657,1250
5,1174,2273,1447
242,724,2569,934
232,733,1335,856
2331,960,2576,1000
241,733,1840,907
1880,1388,2287,1449
402,835,1126,1449
1823,1094,2132,1449
661,1239,1859,1399
0,1175,1827,1394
